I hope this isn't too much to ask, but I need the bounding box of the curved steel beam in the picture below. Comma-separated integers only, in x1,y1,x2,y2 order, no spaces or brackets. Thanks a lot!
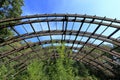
1,30,120,47
11,52,115,77
1,42,119,74
14,52,116,75
0,14,120,29
0,14,120,77
1,39,120,60
6,45,119,66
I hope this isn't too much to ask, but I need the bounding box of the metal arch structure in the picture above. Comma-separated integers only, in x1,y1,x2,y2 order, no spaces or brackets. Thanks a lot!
0,14,120,78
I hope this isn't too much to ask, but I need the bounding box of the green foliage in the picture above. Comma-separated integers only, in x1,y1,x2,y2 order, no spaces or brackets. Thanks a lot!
0,42,99,80
0,65,8,80
27,59,46,80
25,44,75,80
14,44,98,80
0,0,23,19
0,64,15,80
0,0,23,41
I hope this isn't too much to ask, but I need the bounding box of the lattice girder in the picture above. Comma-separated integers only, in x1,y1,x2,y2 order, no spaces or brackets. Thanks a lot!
0,14,120,78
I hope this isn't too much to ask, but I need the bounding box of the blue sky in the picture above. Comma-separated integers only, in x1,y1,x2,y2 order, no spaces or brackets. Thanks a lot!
16,0,120,47
22,0,120,19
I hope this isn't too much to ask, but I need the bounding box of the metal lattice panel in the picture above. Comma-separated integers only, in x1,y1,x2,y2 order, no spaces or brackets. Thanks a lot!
0,14,120,78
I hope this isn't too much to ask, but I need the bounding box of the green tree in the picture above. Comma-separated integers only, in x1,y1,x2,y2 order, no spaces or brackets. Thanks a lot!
0,0,23,42
18,44,99,80
0,0,23,18
26,44,75,80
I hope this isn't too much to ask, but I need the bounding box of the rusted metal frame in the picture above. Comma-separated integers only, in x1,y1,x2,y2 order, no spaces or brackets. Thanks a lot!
1,17,120,30
9,23,29,48
106,18,120,53
1,14,120,25
74,58,98,70
84,54,115,73
46,15,59,58
12,48,112,70
79,39,104,61
67,16,77,47
79,43,117,73
72,17,86,50
8,52,38,77
7,44,24,58
0,32,119,66
83,56,115,75
0,42,38,59
55,14,58,30
39,21,44,31
47,20,57,57
15,59,28,71
8,45,119,67
40,40,120,57
27,23,42,55
0,28,44,61
12,51,114,77
108,27,118,39
7,24,32,59
22,24,39,51
102,55,120,65
18,19,119,29
79,49,120,66
11,24,35,56
29,22,41,44
9,66,27,77
1,39,120,60
10,20,39,58
37,20,48,47
6,51,33,77
1,30,120,48
13,53,54,71
79,58,115,76
90,52,116,66
15,49,42,70
75,57,115,76
61,18,65,43
74,17,96,55
3,41,119,68
0,13,119,75
75,52,115,73
23,23,42,58
86,61,115,77
79,19,116,61
110,45,120,54
75,53,114,71
4,44,111,68
13,53,116,77
75,54,114,72
76,17,106,60
91,46,120,68
4,50,33,65
47,21,53,45
3,45,114,67
13,66,26,77
0,31,119,58
63,15,68,41
84,50,119,65
12,53,44,76
82,59,115,77
83,61,112,77
83,19,119,64
75,16,96,50
22,24,29,34
28,19,47,54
